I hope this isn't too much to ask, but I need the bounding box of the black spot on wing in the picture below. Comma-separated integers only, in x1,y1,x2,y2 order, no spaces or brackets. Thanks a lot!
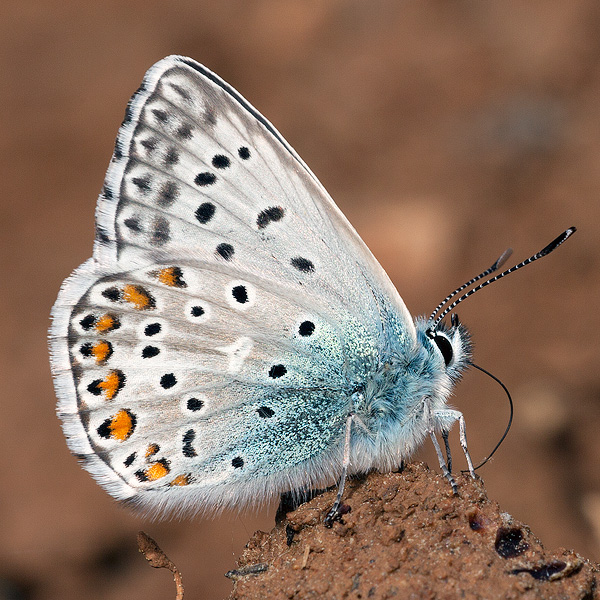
150,217,170,246
257,406,274,418
216,243,234,260
132,176,152,193
190,306,205,317
182,429,197,457
164,148,179,166
299,321,315,336
144,322,161,336
102,287,122,302
232,285,248,304
160,373,177,389
169,83,191,100
80,314,96,330
212,154,230,169
158,181,179,206
291,257,315,273
152,108,168,124
257,206,285,229
142,345,160,358
186,397,204,411
195,202,216,224
194,172,216,186
124,217,142,232
268,364,287,379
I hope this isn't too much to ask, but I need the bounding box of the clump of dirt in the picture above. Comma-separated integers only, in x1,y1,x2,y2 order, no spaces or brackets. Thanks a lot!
228,463,598,599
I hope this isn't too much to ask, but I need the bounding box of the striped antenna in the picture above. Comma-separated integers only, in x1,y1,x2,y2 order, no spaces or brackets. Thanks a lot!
428,248,513,323
428,227,576,333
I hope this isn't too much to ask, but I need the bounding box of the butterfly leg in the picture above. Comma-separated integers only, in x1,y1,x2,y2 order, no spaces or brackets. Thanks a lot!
429,428,458,494
441,429,452,474
424,400,457,493
433,408,476,479
324,412,355,527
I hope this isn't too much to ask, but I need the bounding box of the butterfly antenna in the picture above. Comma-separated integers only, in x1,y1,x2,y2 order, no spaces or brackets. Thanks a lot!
465,363,513,471
430,227,576,331
428,248,513,322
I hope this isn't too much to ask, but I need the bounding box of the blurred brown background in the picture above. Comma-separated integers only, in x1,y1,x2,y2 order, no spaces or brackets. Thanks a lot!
2,1,599,599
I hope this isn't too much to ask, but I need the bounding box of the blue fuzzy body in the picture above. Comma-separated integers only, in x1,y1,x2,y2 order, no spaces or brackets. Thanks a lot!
345,301,472,475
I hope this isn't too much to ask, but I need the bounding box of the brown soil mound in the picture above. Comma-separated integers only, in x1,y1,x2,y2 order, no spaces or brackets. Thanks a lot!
228,464,598,600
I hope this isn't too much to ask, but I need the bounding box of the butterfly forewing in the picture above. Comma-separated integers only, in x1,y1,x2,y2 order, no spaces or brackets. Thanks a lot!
97,57,410,323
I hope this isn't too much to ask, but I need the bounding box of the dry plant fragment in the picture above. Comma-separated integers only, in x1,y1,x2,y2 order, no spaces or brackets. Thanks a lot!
300,544,310,569
225,563,269,580
137,531,184,600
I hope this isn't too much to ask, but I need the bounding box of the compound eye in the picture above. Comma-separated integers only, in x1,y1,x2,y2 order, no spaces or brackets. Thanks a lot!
433,333,453,367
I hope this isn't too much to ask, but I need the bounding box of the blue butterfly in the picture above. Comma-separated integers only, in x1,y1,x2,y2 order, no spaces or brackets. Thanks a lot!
49,56,575,520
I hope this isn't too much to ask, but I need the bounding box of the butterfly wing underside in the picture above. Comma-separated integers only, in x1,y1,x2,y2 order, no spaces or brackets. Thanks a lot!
49,56,415,515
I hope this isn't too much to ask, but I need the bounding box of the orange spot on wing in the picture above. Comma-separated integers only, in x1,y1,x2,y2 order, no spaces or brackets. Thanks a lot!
123,285,155,310
145,460,170,481
145,443,160,458
156,267,185,287
169,474,191,487
100,370,125,400
107,409,136,441
95,314,119,332
92,341,111,363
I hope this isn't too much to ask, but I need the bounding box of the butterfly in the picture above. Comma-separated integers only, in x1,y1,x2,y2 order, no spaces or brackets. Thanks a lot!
49,56,574,520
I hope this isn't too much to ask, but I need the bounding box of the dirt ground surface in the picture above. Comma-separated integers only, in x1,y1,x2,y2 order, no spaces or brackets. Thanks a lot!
229,465,599,600
2,2,600,599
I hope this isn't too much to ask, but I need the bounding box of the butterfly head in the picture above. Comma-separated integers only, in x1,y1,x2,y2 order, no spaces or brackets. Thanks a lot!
421,314,471,383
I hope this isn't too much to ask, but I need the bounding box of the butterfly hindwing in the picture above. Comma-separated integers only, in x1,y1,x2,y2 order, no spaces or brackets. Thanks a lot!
53,260,377,512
